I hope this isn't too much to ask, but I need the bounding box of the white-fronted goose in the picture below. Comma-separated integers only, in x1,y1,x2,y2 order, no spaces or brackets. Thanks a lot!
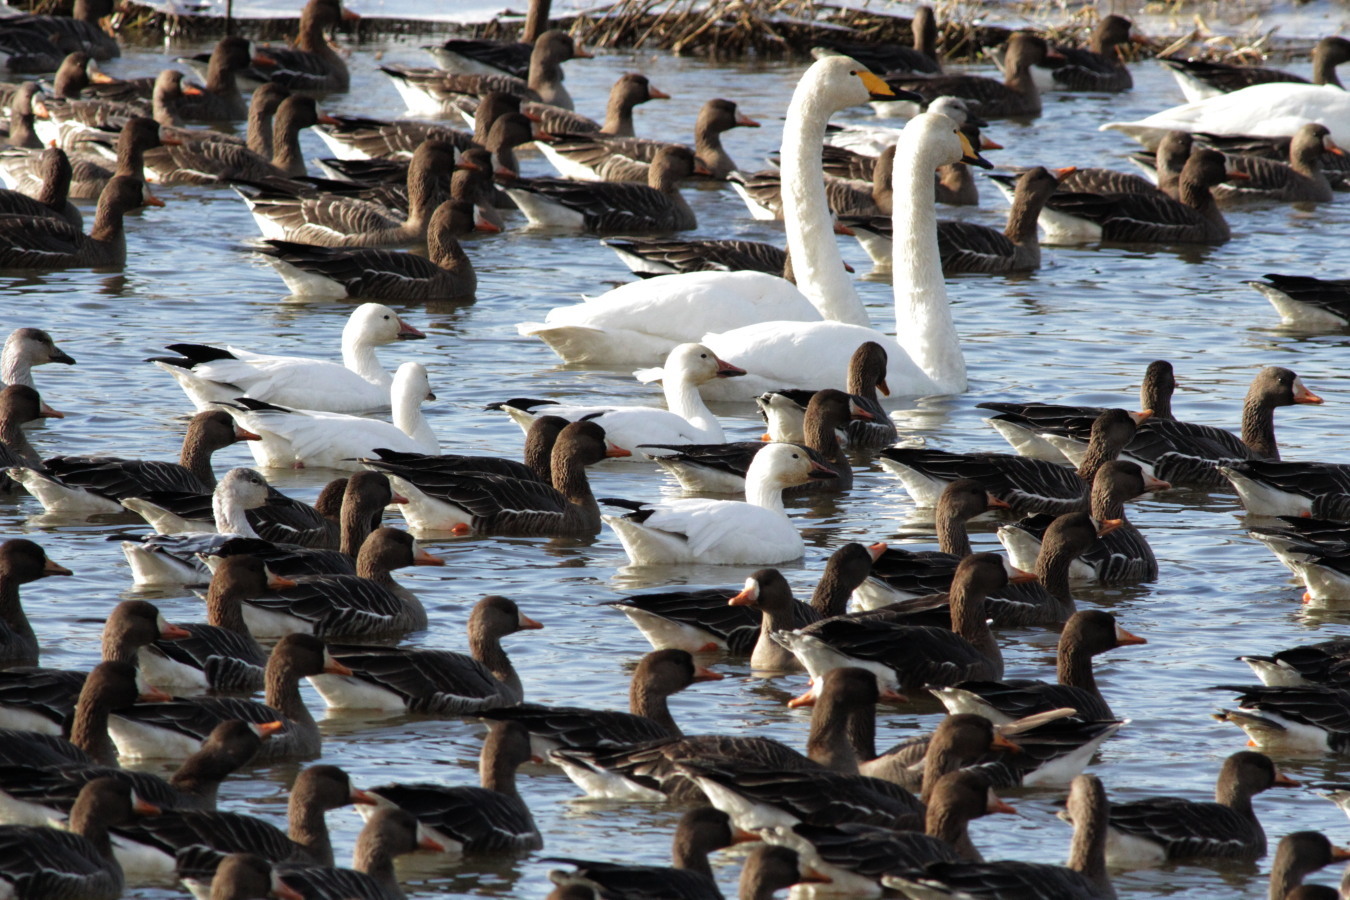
257,199,486,301
881,408,1142,512
0,538,72,666
1221,459,1350,519
1215,123,1342,203
425,0,551,76
1068,131,1193,197
1163,36,1350,102
272,807,441,900
369,419,621,537
5,0,119,59
503,144,704,232
888,32,1056,118
931,610,1146,722
150,302,423,414
840,342,896,450
1239,634,1350,688
0,665,90,737
308,595,541,712
813,6,940,75
474,72,660,139
10,409,256,514
1101,751,1296,865
358,720,540,854
603,443,838,566
251,0,357,91
730,144,896,221
146,95,330,184
0,173,159,269
1251,274,1350,328
0,147,80,227
0,385,57,474
883,773,1113,899
602,236,790,278
0,82,42,149
0,777,156,900
1048,15,1139,93
194,852,305,900
173,37,255,121
1,116,165,202
1037,148,1241,244
362,412,567,489
313,112,473,161
1,327,76,389
240,139,452,247
1267,832,1350,900
997,461,1164,584
933,166,1061,273
55,661,170,765
111,634,347,761
640,389,869,493
480,649,722,756
538,98,758,182
1213,684,1350,753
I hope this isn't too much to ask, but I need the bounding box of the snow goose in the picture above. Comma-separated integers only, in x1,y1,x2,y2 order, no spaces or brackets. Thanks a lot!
239,139,453,247
1102,82,1350,148
0,385,60,474
371,419,622,536
492,343,745,456
250,0,357,92
1046,15,1139,93
220,361,438,470
1,327,76,389
10,410,256,514
1214,122,1342,203
0,777,157,900
514,57,897,366
1251,274,1350,328
257,199,487,301
110,634,346,762
308,594,541,712
603,442,838,566
699,111,987,402
0,147,81,227
480,649,721,757
0,174,159,269
888,33,1057,118
120,467,270,587
151,303,423,415
640,389,869,493
0,538,72,666
1163,36,1350,103
1267,833,1350,900
883,773,1114,899
931,610,1145,724
880,408,1141,512
1213,684,1350,753
1098,751,1296,866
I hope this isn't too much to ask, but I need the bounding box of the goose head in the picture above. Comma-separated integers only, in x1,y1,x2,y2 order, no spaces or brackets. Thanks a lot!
0,384,61,425
390,361,435,408
663,343,747,386
473,595,543,641
748,442,838,489
347,303,424,347
215,467,270,510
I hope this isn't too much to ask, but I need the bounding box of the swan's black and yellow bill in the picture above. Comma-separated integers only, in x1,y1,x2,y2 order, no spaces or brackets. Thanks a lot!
958,128,995,169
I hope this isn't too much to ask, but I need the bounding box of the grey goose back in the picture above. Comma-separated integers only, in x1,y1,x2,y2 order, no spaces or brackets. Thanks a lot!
250,0,356,92
0,174,160,269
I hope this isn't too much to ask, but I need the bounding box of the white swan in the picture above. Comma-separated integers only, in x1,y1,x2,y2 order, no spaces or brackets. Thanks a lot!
150,303,426,414
219,362,439,470
490,343,746,457
603,442,837,565
515,56,893,366
1102,83,1350,148
691,112,977,402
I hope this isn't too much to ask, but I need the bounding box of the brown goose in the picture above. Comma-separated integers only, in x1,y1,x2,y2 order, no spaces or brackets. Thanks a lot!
1079,130,1194,197
66,661,171,765
0,173,156,269
2,115,164,201
1163,36,1350,101
0,82,41,149
1215,123,1342,203
731,144,896,221
601,236,796,278
813,5,940,75
146,95,330,184
503,144,704,233
5,0,120,61
535,72,669,138
257,198,485,301
1049,15,1140,93
363,413,569,488
1267,832,1350,900
175,36,257,121
0,384,60,473
0,538,72,666
425,0,552,76
889,33,1058,118
537,98,759,182
0,147,80,227
252,0,358,92
241,139,453,246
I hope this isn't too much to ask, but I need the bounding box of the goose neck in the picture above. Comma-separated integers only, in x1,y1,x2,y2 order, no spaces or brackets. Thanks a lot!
0,574,35,658
247,103,275,158
206,580,253,634
470,627,523,703
338,495,377,558
744,471,787,515
949,580,1000,670
270,109,308,177
805,697,861,774
0,415,38,467
213,490,259,537
68,794,116,860
1241,392,1281,460
288,787,335,865
601,92,636,137
1089,476,1127,522
522,0,549,42
1037,541,1078,611
70,688,118,765
1056,634,1100,697
664,372,721,439
802,406,843,465
935,503,973,557
551,448,599,530
340,327,391,388
1005,186,1045,244
391,387,434,449
264,657,314,730
808,562,853,619
352,824,399,886
179,430,219,488
115,132,148,180
629,681,681,737
1065,790,1112,891
427,226,471,278
90,197,128,245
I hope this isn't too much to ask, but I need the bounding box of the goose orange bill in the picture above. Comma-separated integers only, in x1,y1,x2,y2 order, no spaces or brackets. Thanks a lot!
139,685,173,702
1130,409,1153,424
693,666,723,682
1293,377,1323,404
350,788,379,804
143,192,166,208
878,688,908,703
1272,769,1300,787
1333,845,1350,861
867,542,888,561
272,878,304,900
807,459,838,480
693,160,715,177
848,401,874,421
834,221,855,236
89,70,116,84
1144,475,1171,492
1225,169,1251,181
42,558,72,576
987,792,1018,815
715,357,746,378
396,318,425,339
323,655,354,676
342,7,361,19
980,136,1004,151
1055,166,1078,178
161,135,183,146
647,86,671,99
728,583,758,606
389,493,409,504
986,493,1011,510
787,685,817,707
252,52,277,66
234,426,262,441
876,377,889,397
606,442,632,458
991,733,1022,753
518,614,545,630
1096,518,1125,537
572,43,593,59
474,212,501,234
268,573,299,589
731,828,761,844
735,112,761,128
254,721,286,738
413,548,446,566
1113,623,1147,646
1325,135,1346,156
1008,565,1037,584
419,834,447,852
799,868,833,885
132,796,163,816
159,622,191,640
317,114,342,126
182,85,204,96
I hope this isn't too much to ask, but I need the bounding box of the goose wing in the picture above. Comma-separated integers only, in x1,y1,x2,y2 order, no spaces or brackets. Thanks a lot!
112,809,298,861
369,783,539,850
0,667,84,728
248,575,410,636
604,588,759,653
0,214,90,267
363,447,537,482
115,695,281,742
328,647,508,713
1106,798,1258,858
479,702,671,748
937,221,1017,272
41,456,206,502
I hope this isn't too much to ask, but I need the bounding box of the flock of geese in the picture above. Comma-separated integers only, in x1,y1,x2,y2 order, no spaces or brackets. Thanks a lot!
0,0,1349,898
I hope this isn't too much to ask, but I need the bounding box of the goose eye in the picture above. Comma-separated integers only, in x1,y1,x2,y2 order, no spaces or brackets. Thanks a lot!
792,453,800,459
700,353,707,359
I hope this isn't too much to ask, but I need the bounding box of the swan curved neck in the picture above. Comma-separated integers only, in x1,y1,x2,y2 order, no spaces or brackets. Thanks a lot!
780,71,868,326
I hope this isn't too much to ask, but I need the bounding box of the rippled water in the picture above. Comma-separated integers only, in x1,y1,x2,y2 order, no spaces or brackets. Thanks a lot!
6,29,1350,900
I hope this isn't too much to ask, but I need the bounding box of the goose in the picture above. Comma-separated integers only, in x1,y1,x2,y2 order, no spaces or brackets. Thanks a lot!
1163,36,1350,103
110,634,347,761
388,30,584,115
1046,15,1140,93
480,649,722,757
371,419,623,537
601,236,797,278
880,408,1142,512
537,98,758,182
1267,833,1350,900
603,442,838,566
424,0,551,74
1035,148,1242,244
307,594,541,712
841,342,896,450
773,553,1010,697
257,200,487,301
1213,684,1350,753
729,143,897,221
882,773,1114,899
1,327,76,389
0,538,73,667
1251,274,1350,328
1213,122,1342,203
171,36,255,121
0,667,90,737
9,409,257,514
150,303,424,415
0,719,271,825
186,852,305,900
220,361,438,470
312,110,475,161
0,174,159,269
356,720,540,854
1220,459,1350,519
814,5,940,77
0,83,42,150
0,385,58,475
4,0,119,59
109,764,372,880
0,778,158,900
120,467,271,587
36,661,168,766
930,610,1146,723
250,0,357,91
514,57,898,367
849,707,1025,797
491,343,746,456
640,389,869,493
1,116,166,202
1069,131,1193,197
239,139,453,246
1239,635,1350,688
0,147,80,227
232,528,438,639
1101,82,1350,148
886,32,1057,118
697,111,987,402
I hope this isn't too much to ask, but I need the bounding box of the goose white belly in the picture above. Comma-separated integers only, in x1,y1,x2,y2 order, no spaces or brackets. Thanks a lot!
248,208,294,241
308,672,407,710
0,706,60,735
772,631,901,694
382,476,471,533
0,791,61,826
109,715,205,760
1020,723,1123,787
1101,83,1350,147
149,361,236,411
876,457,949,508
1291,561,1350,606
111,836,177,880
121,542,210,587
729,180,779,221
241,603,316,639
1223,708,1330,753
121,498,211,535
605,244,678,277
503,404,721,457
1219,467,1313,517
760,825,883,897
311,128,371,160
6,469,122,514
387,76,454,117
649,458,748,494
998,526,1095,581
137,647,209,691
534,142,603,181
504,189,587,229
555,756,667,802
692,776,800,830
264,257,350,298
1037,206,1104,244
1103,829,1168,868
1250,281,1349,328
616,607,725,653
984,418,1073,461
929,687,1014,725
851,578,911,610
869,99,922,119
848,227,892,270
